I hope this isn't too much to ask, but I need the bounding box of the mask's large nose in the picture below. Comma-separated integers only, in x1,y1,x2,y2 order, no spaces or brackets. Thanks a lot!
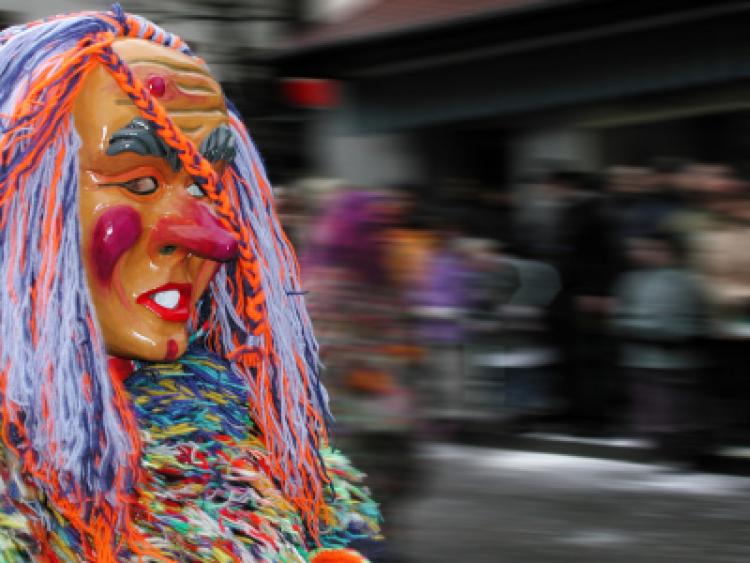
150,203,239,262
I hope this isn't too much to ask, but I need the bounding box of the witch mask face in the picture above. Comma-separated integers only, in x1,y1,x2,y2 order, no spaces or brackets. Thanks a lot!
74,39,238,362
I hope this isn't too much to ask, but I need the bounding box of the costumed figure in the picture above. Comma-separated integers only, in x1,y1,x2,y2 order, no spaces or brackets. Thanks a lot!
0,6,379,561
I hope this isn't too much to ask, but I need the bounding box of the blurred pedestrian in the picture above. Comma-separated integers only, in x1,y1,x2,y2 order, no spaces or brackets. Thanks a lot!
466,240,562,429
693,182,750,443
612,230,710,466
381,186,437,296
530,171,617,433
411,212,475,421
605,165,680,277
666,163,732,258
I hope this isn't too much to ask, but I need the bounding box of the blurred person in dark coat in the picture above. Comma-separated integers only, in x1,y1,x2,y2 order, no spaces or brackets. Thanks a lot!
531,171,618,433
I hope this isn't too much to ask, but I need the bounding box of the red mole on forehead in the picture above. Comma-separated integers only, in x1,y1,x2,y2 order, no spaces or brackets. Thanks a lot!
127,63,221,106
91,206,142,284
146,74,166,98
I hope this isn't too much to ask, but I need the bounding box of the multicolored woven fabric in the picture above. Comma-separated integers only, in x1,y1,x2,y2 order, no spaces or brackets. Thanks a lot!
0,347,380,561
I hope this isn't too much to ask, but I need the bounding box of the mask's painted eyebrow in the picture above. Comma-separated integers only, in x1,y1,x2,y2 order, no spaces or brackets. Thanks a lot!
107,118,181,170
107,119,237,171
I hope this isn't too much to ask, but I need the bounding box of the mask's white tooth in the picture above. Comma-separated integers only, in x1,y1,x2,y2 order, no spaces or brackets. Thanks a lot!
153,289,180,309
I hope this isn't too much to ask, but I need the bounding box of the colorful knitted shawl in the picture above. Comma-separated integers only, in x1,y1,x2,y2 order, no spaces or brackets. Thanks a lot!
0,347,380,561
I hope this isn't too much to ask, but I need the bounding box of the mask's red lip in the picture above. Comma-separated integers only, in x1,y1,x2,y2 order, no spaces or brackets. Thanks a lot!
135,282,192,323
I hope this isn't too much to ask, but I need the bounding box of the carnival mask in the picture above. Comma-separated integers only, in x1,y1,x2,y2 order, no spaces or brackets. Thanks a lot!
74,39,239,362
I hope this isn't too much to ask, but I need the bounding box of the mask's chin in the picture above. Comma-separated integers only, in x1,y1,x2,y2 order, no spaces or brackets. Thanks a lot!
105,324,188,362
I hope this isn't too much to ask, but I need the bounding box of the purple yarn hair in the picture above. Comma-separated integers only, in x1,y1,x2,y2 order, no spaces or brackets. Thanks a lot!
205,114,330,497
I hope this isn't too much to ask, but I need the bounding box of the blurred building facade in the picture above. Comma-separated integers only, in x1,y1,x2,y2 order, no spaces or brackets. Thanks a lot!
273,0,750,194
10,1,750,190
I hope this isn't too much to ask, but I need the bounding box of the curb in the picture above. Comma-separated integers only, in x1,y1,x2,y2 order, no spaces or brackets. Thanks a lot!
452,423,750,474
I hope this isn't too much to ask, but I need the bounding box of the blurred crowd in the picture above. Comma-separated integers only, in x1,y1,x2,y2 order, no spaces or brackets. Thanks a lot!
274,158,750,557
509,159,750,459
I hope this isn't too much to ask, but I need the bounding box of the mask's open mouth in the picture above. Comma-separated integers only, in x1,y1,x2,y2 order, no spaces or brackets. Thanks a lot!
136,282,192,322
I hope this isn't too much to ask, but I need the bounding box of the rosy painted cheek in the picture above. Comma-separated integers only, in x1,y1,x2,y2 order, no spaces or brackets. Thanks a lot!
90,206,142,284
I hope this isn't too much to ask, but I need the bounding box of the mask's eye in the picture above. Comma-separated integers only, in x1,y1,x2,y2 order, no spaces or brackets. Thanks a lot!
186,183,206,198
116,176,158,195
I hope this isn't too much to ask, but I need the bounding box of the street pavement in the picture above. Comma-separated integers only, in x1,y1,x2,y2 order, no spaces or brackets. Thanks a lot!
395,443,750,562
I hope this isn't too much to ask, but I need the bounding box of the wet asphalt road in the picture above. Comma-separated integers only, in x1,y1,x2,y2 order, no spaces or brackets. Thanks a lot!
396,444,750,562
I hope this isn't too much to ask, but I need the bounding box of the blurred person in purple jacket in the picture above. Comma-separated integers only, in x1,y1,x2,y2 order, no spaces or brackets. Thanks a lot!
411,212,476,420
